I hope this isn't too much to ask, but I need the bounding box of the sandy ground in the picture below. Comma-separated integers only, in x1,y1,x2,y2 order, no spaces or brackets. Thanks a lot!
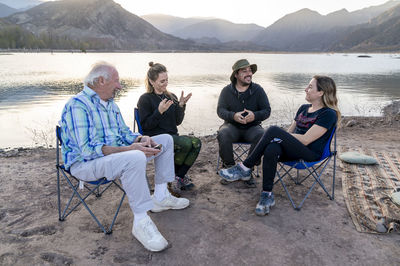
0,116,400,266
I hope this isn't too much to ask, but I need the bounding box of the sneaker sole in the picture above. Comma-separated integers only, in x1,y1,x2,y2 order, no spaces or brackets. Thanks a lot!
219,175,251,182
150,202,190,213
220,178,230,185
181,184,195,190
255,201,275,216
132,231,169,252
240,175,251,181
255,210,269,216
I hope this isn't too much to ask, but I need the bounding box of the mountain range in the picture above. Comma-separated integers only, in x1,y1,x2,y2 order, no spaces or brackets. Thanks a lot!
252,0,400,51
332,3,400,51
0,3,17,17
0,0,399,52
0,0,41,9
142,15,264,43
1,0,200,51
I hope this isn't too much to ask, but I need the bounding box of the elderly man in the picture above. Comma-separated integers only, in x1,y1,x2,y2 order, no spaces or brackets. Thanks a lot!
217,59,271,182
59,61,189,252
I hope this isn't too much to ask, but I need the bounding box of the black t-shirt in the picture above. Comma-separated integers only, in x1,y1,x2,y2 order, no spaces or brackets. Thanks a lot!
294,104,337,156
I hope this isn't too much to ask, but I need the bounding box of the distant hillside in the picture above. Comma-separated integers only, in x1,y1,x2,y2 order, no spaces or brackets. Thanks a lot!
331,3,400,52
252,0,400,51
0,3,17,17
0,0,41,9
171,18,264,42
1,0,398,52
3,0,200,51
141,14,211,34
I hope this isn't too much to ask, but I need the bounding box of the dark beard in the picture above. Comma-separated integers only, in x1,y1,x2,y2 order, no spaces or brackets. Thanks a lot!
237,77,251,86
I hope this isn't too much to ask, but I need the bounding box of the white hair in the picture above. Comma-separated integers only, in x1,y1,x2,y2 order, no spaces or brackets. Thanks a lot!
84,61,116,86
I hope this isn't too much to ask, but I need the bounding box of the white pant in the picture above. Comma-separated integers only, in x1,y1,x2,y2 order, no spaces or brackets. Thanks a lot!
70,134,175,213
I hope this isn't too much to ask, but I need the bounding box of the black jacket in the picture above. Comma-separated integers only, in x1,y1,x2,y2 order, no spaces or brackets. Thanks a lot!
137,92,185,136
217,82,271,129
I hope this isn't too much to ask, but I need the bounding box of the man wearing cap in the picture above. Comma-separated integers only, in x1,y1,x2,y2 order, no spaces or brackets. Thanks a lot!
217,59,271,178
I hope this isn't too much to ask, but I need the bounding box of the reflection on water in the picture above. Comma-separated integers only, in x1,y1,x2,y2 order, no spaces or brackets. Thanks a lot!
0,52,399,148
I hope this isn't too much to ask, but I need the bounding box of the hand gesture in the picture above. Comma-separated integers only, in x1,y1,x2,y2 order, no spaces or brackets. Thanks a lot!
243,109,255,123
158,98,173,114
233,110,248,124
179,91,192,107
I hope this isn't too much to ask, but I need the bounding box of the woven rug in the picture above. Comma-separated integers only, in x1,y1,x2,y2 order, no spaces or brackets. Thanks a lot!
339,147,400,233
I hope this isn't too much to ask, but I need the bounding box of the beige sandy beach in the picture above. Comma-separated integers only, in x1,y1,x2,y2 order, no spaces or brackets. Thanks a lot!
0,116,399,265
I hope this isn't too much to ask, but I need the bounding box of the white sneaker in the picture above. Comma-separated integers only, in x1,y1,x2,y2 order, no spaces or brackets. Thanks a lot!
132,216,168,252
151,192,190,213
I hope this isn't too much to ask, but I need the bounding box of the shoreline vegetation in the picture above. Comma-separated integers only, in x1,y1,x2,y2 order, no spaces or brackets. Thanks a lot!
1,113,399,156
1,49,400,54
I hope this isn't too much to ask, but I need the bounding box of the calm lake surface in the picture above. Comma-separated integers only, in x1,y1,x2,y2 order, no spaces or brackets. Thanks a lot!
0,52,399,148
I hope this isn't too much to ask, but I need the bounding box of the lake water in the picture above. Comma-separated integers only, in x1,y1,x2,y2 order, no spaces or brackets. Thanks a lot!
0,52,399,148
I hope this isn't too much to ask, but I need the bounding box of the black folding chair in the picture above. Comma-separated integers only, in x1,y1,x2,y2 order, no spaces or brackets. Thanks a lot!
275,127,337,210
56,126,126,234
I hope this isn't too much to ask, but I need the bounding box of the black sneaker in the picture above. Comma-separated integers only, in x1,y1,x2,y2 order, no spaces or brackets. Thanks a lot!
180,175,195,190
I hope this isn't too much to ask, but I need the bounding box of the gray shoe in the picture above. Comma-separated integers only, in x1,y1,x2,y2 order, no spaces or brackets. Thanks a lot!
255,192,275,216
218,164,251,182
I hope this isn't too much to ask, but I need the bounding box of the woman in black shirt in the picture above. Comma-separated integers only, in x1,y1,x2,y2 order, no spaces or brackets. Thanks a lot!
137,62,201,192
219,75,341,216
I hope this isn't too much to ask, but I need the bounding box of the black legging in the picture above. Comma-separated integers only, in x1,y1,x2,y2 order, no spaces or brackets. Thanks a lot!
243,126,320,191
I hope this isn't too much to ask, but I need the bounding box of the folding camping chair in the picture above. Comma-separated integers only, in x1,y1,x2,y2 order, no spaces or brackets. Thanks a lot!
216,142,259,177
275,127,337,210
133,107,153,191
56,126,126,234
133,107,143,134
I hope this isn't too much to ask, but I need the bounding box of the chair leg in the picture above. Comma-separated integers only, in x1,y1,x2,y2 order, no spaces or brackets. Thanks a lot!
107,190,126,234
216,155,221,174
57,167,64,221
276,172,299,210
332,154,336,200
59,171,127,234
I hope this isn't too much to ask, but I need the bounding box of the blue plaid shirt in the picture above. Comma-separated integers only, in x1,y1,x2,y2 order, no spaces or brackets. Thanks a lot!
59,86,140,169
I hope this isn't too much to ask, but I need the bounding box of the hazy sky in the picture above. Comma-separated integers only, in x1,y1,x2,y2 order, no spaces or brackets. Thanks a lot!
5,0,392,27
114,0,392,27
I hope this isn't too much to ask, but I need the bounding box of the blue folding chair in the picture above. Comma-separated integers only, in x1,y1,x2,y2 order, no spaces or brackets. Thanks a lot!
275,127,337,210
56,126,126,234
133,107,143,134
133,107,152,191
